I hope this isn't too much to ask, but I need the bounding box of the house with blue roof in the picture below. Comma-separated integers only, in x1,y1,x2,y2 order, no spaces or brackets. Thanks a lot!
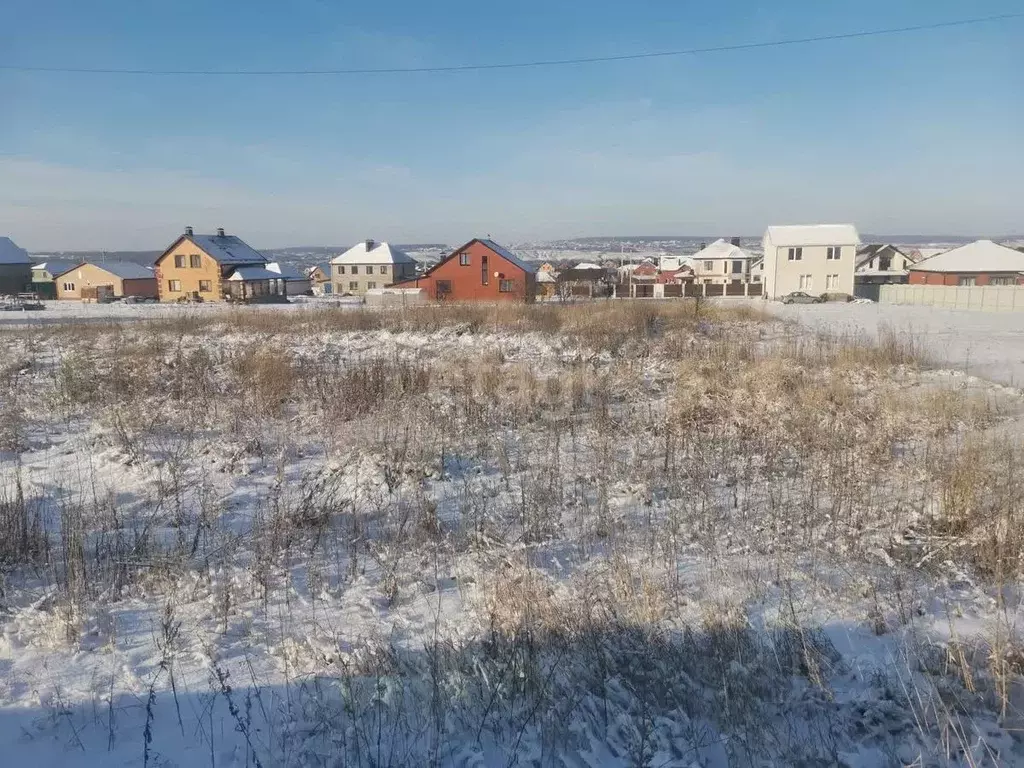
54,260,158,301
0,237,34,296
154,227,287,302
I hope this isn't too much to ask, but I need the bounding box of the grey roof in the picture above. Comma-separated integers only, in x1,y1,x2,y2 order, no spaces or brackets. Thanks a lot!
479,239,535,273
186,233,267,265
226,266,281,281
265,262,307,281
32,259,79,277
91,261,155,280
0,237,31,265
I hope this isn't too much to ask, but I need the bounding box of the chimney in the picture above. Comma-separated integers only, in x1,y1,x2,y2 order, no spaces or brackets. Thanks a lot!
731,237,741,247
364,238,375,251
184,226,193,236
217,227,226,237
700,242,707,250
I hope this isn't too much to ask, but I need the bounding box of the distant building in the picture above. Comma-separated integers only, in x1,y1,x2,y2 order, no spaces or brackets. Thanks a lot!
0,237,33,296
308,263,333,295
330,239,418,296
266,262,312,296
761,225,860,299
30,259,79,298
394,239,536,302
855,244,917,286
154,227,281,302
54,261,158,301
689,238,759,285
908,240,1024,286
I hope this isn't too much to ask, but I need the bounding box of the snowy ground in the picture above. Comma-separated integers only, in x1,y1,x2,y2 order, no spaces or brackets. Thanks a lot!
0,301,1023,766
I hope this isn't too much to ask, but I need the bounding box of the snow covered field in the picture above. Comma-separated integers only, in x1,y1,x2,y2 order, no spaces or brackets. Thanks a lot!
1,301,1024,766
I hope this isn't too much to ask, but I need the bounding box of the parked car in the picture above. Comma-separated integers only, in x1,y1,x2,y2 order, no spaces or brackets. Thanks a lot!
781,291,824,305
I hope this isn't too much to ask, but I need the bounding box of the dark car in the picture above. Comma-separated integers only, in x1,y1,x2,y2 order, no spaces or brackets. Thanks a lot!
781,291,824,305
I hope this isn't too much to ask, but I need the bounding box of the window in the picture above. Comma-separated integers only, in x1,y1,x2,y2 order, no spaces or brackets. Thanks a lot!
958,276,976,287
366,281,377,290
189,254,202,268
752,274,761,283
825,274,840,290
199,280,212,292
788,248,803,261
990,276,1015,286
168,279,182,292
349,281,359,291
826,246,842,260
878,255,892,271
703,260,714,271
482,254,489,285
337,265,346,275
351,265,359,275
499,279,514,293
63,282,75,291
799,274,813,290
436,279,452,297
174,254,186,268
731,260,743,274
380,265,388,274
459,253,471,266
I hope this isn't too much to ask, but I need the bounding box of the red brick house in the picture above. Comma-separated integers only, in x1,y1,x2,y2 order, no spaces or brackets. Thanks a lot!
908,240,1024,287
394,239,536,302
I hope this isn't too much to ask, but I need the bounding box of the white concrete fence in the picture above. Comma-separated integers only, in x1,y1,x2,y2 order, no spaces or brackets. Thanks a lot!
880,284,1024,313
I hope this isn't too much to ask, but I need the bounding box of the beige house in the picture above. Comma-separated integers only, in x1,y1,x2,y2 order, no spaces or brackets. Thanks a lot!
330,239,418,296
54,261,158,301
690,239,760,285
762,225,860,299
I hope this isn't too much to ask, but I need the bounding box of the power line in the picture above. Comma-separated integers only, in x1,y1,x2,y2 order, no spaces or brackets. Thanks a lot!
0,13,1019,76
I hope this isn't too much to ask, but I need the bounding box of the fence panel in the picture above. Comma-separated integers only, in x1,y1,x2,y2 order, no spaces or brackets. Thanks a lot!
879,284,1024,312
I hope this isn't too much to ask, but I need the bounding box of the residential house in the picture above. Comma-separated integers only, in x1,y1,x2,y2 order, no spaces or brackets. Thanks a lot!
557,263,611,298
689,239,759,285
30,259,79,298
535,269,558,299
537,262,557,274
908,240,1024,286
761,225,860,299
330,239,418,296
0,237,33,296
855,244,918,286
154,227,285,302
266,262,312,296
393,238,536,302
308,263,333,295
54,261,158,301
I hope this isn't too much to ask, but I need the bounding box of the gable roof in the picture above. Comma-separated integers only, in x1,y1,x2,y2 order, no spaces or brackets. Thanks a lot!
330,241,416,266
476,239,535,273
0,237,31,265
91,261,155,280
158,232,267,266
226,265,281,281
32,259,79,276
265,262,307,281
911,240,1024,274
764,225,860,248
692,238,754,261
855,244,909,269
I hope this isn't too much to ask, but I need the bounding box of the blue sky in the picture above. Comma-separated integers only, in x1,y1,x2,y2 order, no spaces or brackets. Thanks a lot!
1,0,1021,249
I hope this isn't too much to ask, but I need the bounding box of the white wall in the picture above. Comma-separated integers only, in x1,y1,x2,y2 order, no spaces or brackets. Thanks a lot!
880,284,1024,312
762,242,855,299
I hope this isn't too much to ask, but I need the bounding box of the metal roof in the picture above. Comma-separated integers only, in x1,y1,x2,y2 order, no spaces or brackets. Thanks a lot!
90,261,155,280
226,266,281,281
186,233,268,265
911,240,1024,273
330,241,416,266
32,259,79,277
478,239,535,273
764,225,860,248
0,237,31,265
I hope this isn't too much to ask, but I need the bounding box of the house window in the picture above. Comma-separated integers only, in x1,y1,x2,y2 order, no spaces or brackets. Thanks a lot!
380,265,388,274
366,281,377,290
174,254,186,268
63,282,75,291
168,279,182,292
788,248,803,261
799,274,813,290
499,279,514,293
482,254,489,285
826,246,842,260
752,274,761,283
958,276,976,286
990,276,1015,286
199,280,212,292
351,265,359,275
349,281,359,292
337,265,346,275
703,260,713,271
825,274,840,290
459,253,471,266
878,255,892,271
436,279,453,297
731,260,743,274
189,254,202,268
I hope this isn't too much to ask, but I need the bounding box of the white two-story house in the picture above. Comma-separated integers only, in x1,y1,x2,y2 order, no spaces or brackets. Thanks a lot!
761,225,860,300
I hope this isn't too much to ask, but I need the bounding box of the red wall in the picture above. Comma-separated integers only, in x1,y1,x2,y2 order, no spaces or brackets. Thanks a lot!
122,278,159,298
399,240,535,302
909,271,1024,286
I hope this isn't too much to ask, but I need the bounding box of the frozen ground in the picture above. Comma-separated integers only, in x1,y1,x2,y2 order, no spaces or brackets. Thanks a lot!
763,301,1024,388
1,302,1024,766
